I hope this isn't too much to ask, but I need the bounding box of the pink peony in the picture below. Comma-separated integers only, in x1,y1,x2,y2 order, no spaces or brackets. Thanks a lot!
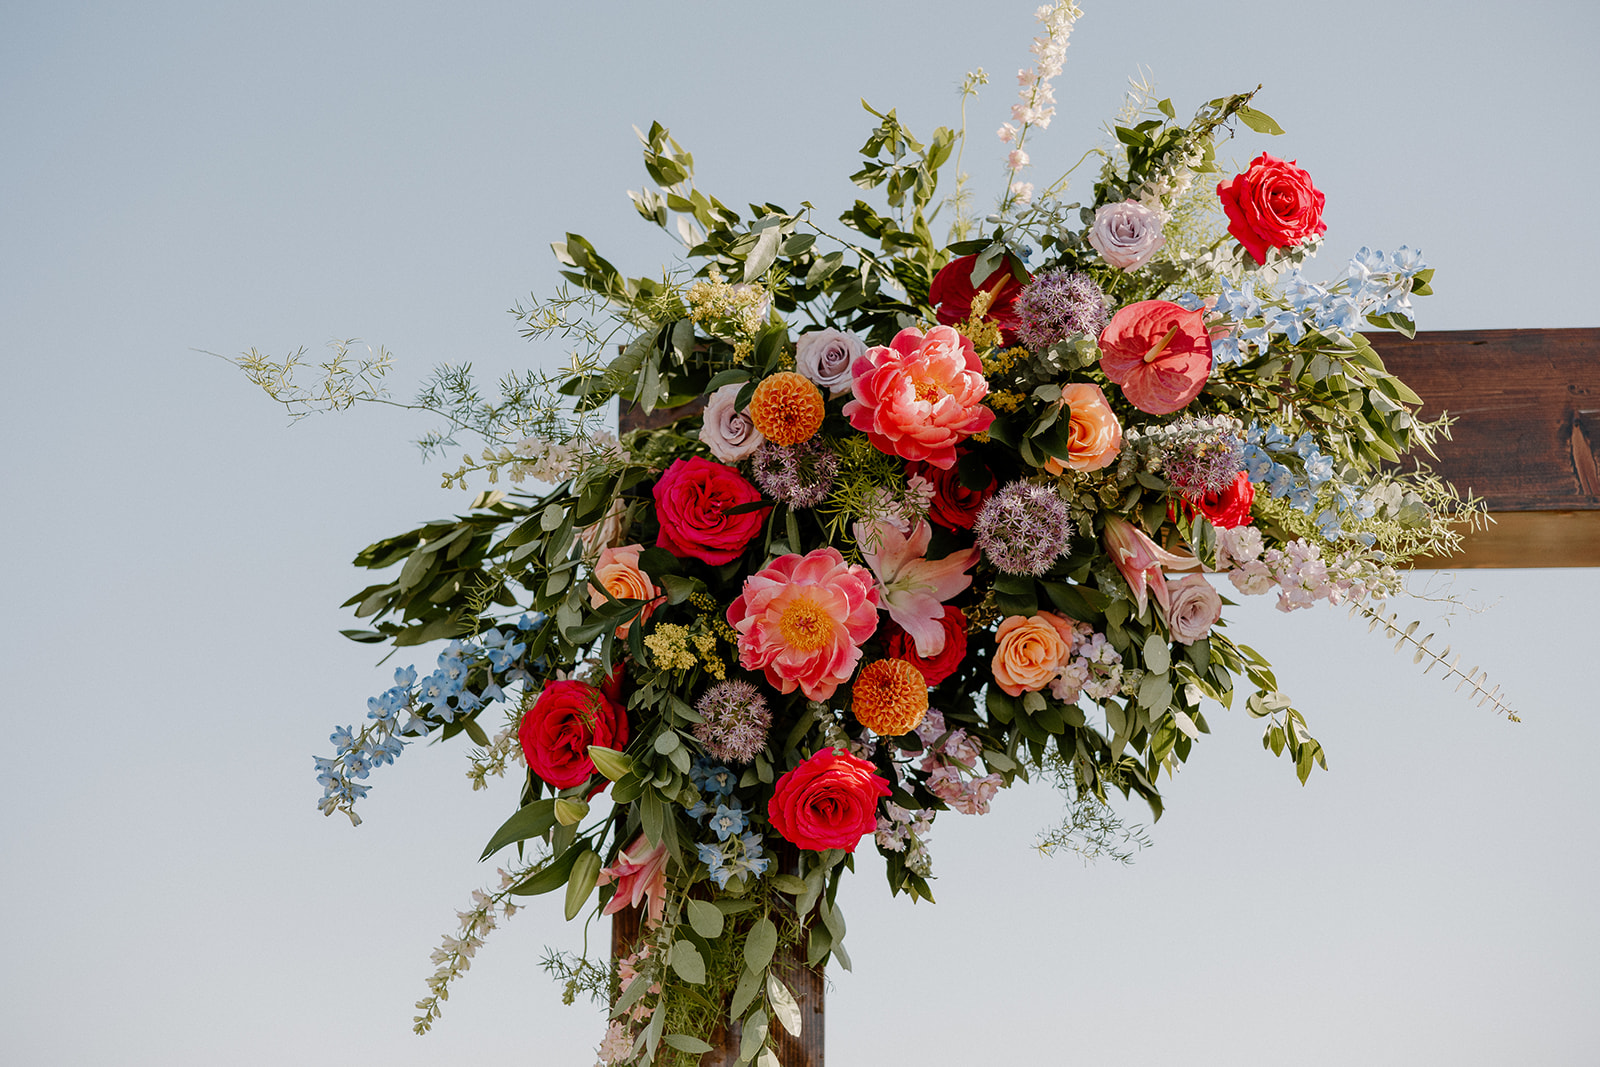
727,547,880,701
843,326,995,469
1097,301,1212,415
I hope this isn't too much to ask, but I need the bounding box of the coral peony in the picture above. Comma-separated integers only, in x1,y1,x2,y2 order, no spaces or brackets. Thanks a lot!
727,548,880,701
1097,300,1212,415
844,326,994,469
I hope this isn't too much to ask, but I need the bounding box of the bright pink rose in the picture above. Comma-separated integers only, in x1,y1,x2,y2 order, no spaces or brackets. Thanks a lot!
652,456,768,566
1098,301,1211,415
727,547,880,701
843,326,995,469
1216,153,1327,266
768,748,891,852
518,679,629,790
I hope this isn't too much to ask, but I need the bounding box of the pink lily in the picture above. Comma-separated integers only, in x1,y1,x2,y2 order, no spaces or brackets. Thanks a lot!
597,833,669,928
1102,515,1197,620
855,519,978,657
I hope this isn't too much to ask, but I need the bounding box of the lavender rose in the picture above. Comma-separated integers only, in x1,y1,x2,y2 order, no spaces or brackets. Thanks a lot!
795,328,865,397
1166,573,1223,644
698,383,764,462
1087,200,1167,271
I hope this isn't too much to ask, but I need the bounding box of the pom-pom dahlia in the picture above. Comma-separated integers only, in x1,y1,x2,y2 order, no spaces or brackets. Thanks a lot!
851,659,930,736
748,372,825,446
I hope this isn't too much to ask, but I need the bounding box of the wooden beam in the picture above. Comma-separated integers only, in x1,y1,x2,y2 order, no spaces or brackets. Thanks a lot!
1372,328,1600,567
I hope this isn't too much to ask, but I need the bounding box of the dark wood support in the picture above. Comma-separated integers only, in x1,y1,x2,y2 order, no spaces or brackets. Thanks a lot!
1372,328,1600,567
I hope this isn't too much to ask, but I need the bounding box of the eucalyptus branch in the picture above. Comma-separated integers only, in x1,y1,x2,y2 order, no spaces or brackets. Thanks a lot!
1352,600,1520,721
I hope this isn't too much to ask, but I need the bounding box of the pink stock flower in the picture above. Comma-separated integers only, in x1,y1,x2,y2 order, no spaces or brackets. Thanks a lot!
843,326,995,469
855,519,978,658
597,833,669,927
727,548,880,701
1102,515,1198,619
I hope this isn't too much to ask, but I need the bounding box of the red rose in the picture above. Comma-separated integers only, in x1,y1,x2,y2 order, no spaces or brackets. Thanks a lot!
1196,471,1255,530
908,456,996,531
1098,300,1212,415
767,748,891,852
883,605,968,686
929,254,1027,344
518,679,628,790
1216,153,1327,267
652,456,768,566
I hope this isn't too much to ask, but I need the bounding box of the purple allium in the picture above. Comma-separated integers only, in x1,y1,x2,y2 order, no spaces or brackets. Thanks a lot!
693,680,772,763
1014,270,1112,351
750,438,840,509
1160,418,1245,500
973,481,1073,575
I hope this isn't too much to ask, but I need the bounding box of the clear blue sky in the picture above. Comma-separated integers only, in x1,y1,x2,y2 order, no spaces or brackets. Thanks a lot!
3,2,1596,1064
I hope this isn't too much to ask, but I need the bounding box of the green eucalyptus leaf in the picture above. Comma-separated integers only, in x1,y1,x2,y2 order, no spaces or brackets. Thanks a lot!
767,972,802,1037
685,898,724,939
744,917,778,972
669,939,706,984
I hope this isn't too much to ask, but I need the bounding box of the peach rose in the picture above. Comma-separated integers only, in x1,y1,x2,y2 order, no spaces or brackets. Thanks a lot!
1044,383,1123,474
992,611,1077,697
590,544,661,636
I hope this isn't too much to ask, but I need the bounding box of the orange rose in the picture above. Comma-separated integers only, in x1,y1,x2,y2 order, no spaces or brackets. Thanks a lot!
590,544,661,636
1044,383,1122,475
992,611,1076,696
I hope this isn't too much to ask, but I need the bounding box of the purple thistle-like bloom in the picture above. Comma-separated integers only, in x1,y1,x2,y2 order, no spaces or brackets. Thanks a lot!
1014,270,1112,351
1161,418,1245,500
973,481,1073,575
750,438,840,509
693,680,772,763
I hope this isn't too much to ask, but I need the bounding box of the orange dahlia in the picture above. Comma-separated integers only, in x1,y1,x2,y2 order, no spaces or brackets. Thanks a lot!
851,659,929,736
748,372,825,446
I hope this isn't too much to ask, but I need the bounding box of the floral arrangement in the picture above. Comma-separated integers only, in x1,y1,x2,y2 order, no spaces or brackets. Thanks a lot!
237,4,1517,1063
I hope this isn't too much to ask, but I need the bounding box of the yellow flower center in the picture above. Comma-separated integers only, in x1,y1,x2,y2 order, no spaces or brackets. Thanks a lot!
913,378,946,404
778,594,833,653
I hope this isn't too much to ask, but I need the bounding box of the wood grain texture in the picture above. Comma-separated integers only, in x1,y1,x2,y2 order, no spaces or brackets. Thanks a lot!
1371,328,1600,511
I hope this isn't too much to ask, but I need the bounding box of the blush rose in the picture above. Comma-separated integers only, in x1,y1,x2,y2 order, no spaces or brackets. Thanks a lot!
1166,574,1223,645
589,544,661,637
